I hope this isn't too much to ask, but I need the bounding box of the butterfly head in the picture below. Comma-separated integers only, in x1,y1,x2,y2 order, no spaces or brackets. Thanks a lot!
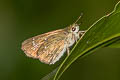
68,23,79,33
68,14,83,33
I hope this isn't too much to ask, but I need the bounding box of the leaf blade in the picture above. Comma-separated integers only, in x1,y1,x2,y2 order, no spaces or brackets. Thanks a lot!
54,1,120,80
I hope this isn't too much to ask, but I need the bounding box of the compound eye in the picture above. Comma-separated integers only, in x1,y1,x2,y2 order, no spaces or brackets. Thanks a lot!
72,27,76,31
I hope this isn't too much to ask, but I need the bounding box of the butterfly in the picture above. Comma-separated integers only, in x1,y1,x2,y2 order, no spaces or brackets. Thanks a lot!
21,15,86,65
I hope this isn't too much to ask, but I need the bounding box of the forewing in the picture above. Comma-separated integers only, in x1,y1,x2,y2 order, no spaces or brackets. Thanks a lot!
37,35,66,64
21,29,67,60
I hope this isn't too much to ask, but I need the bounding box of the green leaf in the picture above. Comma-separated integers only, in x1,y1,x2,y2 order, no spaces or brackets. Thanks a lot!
41,67,58,80
54,1,120,80
41,1,120,80
107,39,120,48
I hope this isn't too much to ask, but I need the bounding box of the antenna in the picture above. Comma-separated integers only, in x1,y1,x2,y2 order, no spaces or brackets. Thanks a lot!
74,13,83,24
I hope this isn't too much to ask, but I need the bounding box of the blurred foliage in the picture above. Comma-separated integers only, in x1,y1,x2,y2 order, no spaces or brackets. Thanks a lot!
0,0,120,80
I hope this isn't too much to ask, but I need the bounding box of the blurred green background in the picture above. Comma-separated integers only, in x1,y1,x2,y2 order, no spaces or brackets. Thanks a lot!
0,0,120,80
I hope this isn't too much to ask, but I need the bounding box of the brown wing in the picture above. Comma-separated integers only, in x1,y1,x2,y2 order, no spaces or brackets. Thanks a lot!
38,39,66,64
36,32,67,64
21,29,67,61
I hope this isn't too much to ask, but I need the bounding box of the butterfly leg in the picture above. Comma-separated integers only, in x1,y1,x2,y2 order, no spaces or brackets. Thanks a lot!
73,34,78,43
65,40,70,56
67,47,70,56
79,30,86,38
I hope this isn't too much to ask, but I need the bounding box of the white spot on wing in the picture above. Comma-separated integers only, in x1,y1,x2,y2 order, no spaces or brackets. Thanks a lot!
32,38,39,50
44,38,47,41
44,46,47,49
